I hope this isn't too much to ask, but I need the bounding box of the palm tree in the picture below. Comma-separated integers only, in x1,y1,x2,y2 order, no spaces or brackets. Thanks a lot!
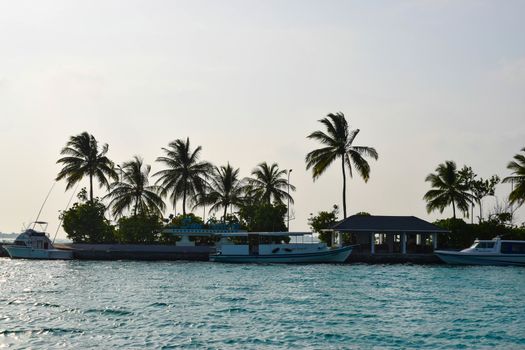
154,138,212,215
305,112,378,218
104,156,166,217
503,147,525,208
198,163,245,222
247,162,295,205
56,132,118,202
424,161,473,219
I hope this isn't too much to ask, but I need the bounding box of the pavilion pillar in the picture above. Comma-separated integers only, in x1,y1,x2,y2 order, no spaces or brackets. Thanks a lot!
432,233,438,250
401,232,407,254
337,231,342,248
387,234,394,253
370,232,375,254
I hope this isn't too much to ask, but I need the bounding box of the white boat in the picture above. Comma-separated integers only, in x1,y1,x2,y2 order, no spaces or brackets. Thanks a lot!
210,232,353,263
435,237,525,266
4,222,73,260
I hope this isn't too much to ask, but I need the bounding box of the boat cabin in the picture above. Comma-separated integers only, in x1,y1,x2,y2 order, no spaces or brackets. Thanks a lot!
14,222,54,250
215,232,326,256
467,238,525,254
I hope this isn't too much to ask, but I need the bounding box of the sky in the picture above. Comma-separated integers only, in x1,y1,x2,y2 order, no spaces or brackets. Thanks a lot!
0,0,524,238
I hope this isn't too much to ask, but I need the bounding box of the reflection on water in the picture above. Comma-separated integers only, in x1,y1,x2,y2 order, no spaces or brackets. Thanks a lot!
0,259,524,349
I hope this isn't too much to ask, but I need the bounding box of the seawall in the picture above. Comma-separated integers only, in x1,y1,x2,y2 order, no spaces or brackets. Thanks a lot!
56,243,213,261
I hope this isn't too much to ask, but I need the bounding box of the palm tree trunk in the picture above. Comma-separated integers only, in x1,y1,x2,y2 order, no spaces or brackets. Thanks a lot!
223,205,228,223
452,199,456,219
479,201,483,223
341,156,347,218
89,174,94,202
182,182,187,215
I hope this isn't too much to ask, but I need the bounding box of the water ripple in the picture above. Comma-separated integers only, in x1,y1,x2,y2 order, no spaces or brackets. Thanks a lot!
0,260,524,349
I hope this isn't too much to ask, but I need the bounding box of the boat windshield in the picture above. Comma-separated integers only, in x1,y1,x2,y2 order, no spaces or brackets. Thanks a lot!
471,241,495,249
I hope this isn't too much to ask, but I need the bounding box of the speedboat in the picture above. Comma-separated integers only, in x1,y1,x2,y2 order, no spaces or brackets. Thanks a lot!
434,237,525,266
4,222,73,260
210,232,353,263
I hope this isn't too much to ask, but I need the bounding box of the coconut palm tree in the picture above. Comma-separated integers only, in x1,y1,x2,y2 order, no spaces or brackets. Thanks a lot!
56,132,118,202
104,156,166,217
247,162,295,205
503,147,525,208
197,163,246,222
154,138,212,215
424,161,473,219
305,112,378,218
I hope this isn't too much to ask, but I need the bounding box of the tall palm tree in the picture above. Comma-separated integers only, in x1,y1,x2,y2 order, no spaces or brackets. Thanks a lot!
503,147,525,208
104,156,166,217
198,163,245,222
424,161,473,219
305,112,378,218
247,162,295,205
56,132,118,202
154,138,212,215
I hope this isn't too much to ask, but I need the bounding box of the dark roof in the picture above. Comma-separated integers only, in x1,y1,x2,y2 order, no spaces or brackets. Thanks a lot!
332,215,449,233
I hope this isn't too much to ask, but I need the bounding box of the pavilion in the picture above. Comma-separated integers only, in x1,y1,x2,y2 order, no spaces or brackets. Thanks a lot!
330,215,450,255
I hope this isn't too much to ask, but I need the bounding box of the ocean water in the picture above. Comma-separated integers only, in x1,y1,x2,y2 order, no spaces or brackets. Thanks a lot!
0,260,524,349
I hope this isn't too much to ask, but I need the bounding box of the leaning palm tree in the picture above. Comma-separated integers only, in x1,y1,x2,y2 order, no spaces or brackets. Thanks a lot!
154,138,212,215
305,112,378,218
104,156,166,217
503,147,525,208
424,161,473,219
247,162,295,205
56,132,118,202
197,163,246,222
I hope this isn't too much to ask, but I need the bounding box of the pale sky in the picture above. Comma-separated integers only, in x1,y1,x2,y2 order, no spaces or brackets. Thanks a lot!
1,0,524,238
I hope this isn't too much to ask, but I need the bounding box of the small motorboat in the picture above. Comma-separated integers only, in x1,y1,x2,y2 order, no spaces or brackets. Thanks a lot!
210,232,353,263
4,222,73,260
434,237,525,266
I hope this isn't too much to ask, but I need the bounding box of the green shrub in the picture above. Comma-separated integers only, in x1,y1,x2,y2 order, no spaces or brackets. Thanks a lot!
61,191,115,243
116,214,163,244
308,205,339,244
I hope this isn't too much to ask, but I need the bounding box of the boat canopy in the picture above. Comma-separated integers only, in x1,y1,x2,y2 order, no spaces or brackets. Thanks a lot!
213,232,312,237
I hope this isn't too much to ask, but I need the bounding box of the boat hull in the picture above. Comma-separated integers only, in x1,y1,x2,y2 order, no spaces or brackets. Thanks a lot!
435,251,525,266
4,246,73,260
210,245,353,263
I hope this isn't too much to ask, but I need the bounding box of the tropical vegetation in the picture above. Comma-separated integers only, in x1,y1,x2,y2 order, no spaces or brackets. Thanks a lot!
115,214,163,244
305,112,378,218
61,189,115,243
154,138,212,216
197,163,245,222
238,202,287,232
104,156,165,217
423,161,473,219
308,205,339,245
54,128,524,248
56,132,118,202
247,162,295,205
503,147,525,208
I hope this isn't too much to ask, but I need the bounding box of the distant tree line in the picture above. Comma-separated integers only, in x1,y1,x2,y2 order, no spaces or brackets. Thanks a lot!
422,148,525,247
57,112,380,244
56,132,296,243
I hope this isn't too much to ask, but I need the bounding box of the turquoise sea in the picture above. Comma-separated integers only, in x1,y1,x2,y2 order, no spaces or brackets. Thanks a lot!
0,260,524,349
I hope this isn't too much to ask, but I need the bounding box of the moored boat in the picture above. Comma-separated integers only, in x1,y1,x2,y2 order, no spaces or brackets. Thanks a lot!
4,222,73,260
210,232,353,263
434,237,525,266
